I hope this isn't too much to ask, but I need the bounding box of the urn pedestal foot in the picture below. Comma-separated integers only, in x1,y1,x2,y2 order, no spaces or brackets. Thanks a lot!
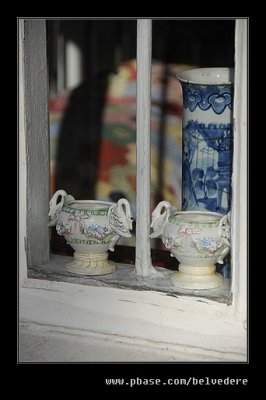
171,264,223,290
65,251,116,276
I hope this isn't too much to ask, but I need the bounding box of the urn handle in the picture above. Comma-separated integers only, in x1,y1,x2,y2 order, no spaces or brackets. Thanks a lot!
219,212,231,247
108,198,133,238
215,213,231,264
150,201,172,238
48,189,75,226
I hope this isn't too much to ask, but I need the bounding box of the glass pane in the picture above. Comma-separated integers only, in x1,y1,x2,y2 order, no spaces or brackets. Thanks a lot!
46,19,235,273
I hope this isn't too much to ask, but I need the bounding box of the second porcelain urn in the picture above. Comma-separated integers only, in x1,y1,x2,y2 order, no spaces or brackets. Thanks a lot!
150,201,230,289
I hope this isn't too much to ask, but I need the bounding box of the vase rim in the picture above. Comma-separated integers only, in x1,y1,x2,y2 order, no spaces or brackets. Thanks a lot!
172,210,224,222
177,67,234,85
64,200,114,211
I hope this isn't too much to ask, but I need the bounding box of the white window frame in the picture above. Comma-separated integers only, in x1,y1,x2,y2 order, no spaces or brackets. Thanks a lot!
19,18,247,362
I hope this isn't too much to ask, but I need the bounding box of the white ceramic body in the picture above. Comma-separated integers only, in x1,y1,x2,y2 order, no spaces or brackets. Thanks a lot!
56,200,119,254
150,201,230,289
48,190,133,275
161,210,230,268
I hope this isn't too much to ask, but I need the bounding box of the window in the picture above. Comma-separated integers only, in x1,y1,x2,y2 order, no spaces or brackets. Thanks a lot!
19,18,247,362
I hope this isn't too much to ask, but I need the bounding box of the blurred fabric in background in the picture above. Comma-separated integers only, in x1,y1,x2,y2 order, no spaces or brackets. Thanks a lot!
49,59,192,216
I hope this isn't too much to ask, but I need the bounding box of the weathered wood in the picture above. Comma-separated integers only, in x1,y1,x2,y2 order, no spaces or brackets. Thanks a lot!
19,20,27,282
23,20,50,267
231,20,247,320
19,319,245,362
135,19,157,276
20,277,246,362
29,255,232,304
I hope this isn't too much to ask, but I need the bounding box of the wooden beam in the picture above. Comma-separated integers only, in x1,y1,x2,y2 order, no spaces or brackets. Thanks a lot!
231,19,248,321
23,19,50,267
135,19,157,276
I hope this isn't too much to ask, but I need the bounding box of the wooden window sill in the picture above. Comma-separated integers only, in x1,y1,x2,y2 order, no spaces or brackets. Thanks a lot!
28,252,231,304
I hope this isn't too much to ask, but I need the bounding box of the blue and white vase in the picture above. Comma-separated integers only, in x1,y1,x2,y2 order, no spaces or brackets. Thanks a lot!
177,68,234,215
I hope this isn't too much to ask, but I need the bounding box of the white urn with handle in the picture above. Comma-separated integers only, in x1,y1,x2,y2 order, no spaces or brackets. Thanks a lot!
150,201,230,289
48,189,133,275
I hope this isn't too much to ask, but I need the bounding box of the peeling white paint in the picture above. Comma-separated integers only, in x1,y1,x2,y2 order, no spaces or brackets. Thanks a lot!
19,19,27,283
23,20,50,267
20,279,246,362
135,19,157,277
231,20,248,320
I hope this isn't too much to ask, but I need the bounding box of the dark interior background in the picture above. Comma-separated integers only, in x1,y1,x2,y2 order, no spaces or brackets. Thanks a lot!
48,19,235,81
47,19,235,200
